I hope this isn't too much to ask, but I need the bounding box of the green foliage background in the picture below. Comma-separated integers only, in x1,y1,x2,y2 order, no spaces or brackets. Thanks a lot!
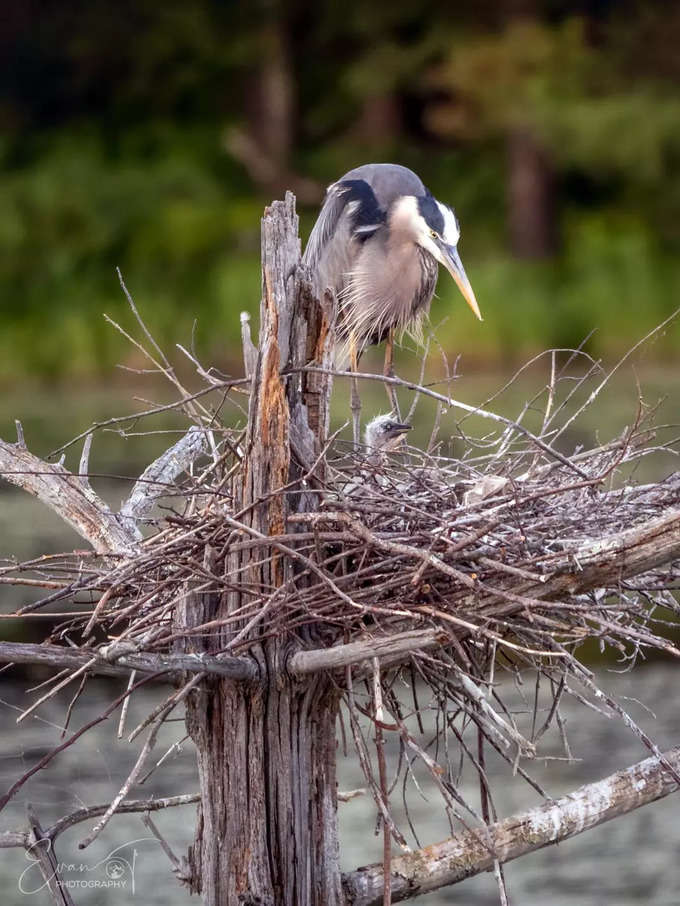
1,1,679,380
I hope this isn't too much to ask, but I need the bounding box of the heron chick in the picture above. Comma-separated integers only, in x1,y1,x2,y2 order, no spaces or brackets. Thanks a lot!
364,414,412,464
303,163,481,444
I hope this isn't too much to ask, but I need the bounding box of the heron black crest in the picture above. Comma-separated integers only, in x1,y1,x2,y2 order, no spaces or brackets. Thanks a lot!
417,193,458,239
416,194,445,235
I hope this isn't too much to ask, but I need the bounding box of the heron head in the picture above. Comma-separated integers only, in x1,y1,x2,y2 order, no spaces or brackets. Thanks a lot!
364,415,412,453
389,195,482,321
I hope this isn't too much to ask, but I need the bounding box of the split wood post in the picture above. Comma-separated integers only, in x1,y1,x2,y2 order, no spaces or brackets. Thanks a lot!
184,193,340,906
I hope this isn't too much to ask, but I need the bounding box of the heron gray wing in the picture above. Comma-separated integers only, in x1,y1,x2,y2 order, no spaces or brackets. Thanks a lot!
302,179,376,272
302,163,429,307
303,182,346,270
302,178,385,305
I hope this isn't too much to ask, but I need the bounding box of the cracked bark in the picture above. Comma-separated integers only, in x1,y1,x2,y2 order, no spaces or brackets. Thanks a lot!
184,193,341,906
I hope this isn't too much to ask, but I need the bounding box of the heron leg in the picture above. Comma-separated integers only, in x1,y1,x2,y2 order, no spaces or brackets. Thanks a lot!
349,333,361,451
383,328,400,417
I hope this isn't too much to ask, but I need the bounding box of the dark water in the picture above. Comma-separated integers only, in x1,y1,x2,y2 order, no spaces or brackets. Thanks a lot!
0,666,678,906
339,664,680,905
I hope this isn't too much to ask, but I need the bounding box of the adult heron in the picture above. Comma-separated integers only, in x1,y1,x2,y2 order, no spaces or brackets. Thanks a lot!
303,163,482,443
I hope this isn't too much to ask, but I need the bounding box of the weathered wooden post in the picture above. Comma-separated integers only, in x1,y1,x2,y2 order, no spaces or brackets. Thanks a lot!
184,193,341,906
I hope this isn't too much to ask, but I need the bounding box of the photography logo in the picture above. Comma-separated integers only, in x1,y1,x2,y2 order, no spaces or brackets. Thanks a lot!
18,837,153,896
105,858,127,881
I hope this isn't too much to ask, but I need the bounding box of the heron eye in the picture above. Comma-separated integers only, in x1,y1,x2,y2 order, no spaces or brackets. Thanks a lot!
430,229,438,239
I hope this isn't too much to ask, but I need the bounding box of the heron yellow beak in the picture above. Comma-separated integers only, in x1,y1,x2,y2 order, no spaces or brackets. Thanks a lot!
441,245,482,321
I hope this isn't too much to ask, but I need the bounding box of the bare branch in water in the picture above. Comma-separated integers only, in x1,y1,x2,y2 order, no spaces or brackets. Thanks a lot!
343,746,680,905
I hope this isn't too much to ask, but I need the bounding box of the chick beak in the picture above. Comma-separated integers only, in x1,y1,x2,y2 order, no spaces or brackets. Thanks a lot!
440,244,482,321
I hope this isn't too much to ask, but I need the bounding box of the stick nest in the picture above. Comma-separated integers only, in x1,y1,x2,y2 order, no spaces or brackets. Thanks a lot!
4,334,680,848
24,370,679,669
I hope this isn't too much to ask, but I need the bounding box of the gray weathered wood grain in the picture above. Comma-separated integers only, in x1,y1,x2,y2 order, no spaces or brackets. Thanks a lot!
343,746,680,905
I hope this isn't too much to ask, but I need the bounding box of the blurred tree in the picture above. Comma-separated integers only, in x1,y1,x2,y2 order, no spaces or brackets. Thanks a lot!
426,8,680,252
503,0,559,258
506,126,558,258
243,20,295,184
426,17,587,258
223,3,321,203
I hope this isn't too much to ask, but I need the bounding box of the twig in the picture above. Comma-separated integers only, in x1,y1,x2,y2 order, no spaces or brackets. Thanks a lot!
373,658,392,906
293,366,590,478
117,670,137,739
78,711,167,848
45,793,200,841
140,811,182,871
26,805,76,906
119,426,208,531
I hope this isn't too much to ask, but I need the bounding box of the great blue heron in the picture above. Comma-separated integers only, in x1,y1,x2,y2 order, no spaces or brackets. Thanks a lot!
303,163,481,443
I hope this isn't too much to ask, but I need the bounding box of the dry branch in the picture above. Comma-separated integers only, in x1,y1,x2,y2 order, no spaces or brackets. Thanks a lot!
26,805,76,906
0,642,256,682
289,629,449,676
0,831,28,848
119,425,208,533
343,746,680,905
541,507,680,595
0,436,137,554
45,794,200,841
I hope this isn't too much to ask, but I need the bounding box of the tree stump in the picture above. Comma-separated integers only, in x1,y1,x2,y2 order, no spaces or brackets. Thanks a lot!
184,193,341,906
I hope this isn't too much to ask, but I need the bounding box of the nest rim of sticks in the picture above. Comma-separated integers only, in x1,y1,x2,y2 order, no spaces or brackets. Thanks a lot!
14,351,678,664
3,363,678,685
